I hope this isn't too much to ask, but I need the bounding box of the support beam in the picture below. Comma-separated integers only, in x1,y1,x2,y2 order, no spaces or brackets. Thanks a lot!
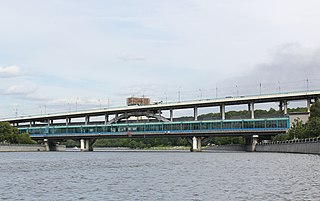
146,111,150,122
30,121,35,127
307,98,311,113
44,139,49,151
283,100,288,115
245,135,259,152
85,116,90,125
47,119,53,126
220,104,225,120
249,102,255,119
279,101,283,111
170,109,173,122
125,112,128,123
80,139,85,151
194,106,198,121
158,110,162,122
85,139,90,151
105,114,109,124
66,117,71,125
191,137,202,152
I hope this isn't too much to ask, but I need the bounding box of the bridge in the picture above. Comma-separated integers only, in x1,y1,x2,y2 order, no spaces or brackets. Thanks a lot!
1,90,319,152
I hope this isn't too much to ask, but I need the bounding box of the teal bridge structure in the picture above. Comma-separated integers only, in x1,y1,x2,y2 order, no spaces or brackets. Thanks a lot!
1,90,320,152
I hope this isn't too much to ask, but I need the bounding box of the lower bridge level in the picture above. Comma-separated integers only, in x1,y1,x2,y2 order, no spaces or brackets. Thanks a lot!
19,117,290,152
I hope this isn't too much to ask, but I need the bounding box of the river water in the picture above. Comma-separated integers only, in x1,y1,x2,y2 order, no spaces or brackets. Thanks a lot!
0,151,319,201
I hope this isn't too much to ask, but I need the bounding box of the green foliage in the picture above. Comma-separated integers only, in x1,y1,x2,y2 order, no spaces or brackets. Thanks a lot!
94,137,189,149
0,122,36,144
0,122,19,143
273,101,320,141
61,140,80,147
207,137,244,145
16,133,36,144
310,100,320,118
272,133,290,141
287,118,307,139
305,117,320,138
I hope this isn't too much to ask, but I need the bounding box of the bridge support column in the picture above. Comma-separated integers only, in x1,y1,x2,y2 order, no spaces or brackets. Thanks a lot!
284,100,288,115
158,110,162,122
85,116,90,125
249,102,255,119
80,139,85,151
191,137,202,152
220,104,225,120
245,135,259,152
194,106,198,121
105,114,109,124
307,98,311,114
66,118,71,125
279,101,283,112
80,139,94,151
43,139,58,151
47,119,53,126
85,139,90,151
170,109,173,122
44,139,50,151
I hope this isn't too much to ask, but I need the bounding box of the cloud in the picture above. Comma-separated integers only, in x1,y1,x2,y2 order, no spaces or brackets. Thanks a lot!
4,84,37,95
117,52,146,62
219,43,320,96
0,65,22,78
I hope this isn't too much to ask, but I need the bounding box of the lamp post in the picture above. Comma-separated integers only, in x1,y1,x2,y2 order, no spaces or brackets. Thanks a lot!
216,86,218,99
259,83,262,95
236,85,239,97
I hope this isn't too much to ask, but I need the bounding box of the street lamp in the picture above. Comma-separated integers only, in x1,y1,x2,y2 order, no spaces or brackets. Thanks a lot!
216,87,218,99
236,85,239,97
259,83,262,95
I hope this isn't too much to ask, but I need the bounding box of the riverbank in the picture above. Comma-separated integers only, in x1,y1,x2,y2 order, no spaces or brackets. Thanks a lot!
256,137,320,155
0,143,45,152
0,144,66,152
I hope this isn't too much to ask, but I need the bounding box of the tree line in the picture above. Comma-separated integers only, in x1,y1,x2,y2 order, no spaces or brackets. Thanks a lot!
273,100,320,141
0,122,35,144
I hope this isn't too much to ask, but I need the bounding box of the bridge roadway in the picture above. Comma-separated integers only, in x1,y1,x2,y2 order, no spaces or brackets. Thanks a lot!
1,90,319,125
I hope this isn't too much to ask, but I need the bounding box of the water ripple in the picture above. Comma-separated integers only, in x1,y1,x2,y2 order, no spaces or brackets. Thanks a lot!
0,152,319,200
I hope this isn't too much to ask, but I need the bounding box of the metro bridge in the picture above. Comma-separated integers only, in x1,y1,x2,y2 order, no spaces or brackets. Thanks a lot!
1,90,320,151
20,117,289,151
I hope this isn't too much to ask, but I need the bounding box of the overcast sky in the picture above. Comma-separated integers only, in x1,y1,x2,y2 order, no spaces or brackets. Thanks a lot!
1,0,320,118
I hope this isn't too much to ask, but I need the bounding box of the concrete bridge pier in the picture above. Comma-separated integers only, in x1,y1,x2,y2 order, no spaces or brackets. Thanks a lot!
245,135,259,152
191,136,202,152
43,139,58,151
80,139,95,151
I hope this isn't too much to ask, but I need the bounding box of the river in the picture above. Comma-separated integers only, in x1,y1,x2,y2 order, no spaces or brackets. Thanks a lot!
0,151,319,201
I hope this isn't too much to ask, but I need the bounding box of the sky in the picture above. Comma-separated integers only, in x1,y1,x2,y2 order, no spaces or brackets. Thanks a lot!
1,0,320,118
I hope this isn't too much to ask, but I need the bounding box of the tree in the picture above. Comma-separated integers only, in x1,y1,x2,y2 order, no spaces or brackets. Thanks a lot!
310,100,320,119
287,118,306,139
0,122,19,143
305,117,320,137
17,133,36,144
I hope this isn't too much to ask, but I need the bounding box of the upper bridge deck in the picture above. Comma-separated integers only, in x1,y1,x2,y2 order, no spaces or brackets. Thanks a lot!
1,90,319,124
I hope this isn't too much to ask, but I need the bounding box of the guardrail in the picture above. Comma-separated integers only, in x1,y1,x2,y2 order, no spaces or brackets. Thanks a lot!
259,137,320,145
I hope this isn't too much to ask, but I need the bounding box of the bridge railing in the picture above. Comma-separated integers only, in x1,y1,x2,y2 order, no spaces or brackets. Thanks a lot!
258,137,320,145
